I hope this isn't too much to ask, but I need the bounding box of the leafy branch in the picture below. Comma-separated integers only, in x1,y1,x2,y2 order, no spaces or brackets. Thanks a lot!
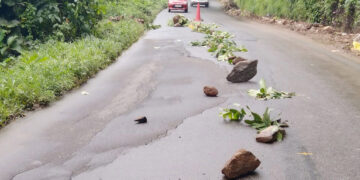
244,106,287,141
189,21,218,34
191,30,247,63
248,79,295,100
219,103,247,122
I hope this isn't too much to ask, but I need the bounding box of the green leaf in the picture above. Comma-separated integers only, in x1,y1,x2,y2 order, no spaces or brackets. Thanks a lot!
251,123,267,129
259,79,266,89
244,120,255,125
276,131,283,142
6,35,17,46
251,112,262,123
0,18,20,28
3,0,16,7
1,47,8,55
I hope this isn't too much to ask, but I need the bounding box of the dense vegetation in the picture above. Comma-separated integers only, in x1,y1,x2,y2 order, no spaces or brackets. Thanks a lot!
0,0,167,126
234,0,360,32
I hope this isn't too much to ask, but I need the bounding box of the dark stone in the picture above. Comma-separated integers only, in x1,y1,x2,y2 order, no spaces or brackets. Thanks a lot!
134,116,147,124
227,60,258,83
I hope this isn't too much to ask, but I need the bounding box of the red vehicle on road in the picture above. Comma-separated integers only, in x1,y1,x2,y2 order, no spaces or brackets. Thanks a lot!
168,0,188,13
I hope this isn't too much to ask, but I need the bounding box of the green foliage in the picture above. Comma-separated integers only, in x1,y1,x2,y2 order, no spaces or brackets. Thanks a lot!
0,0,106,61
220,103,247,121
168,15,190,27
191,30,247,63
244,107,286,141
248,79,295,100
244,107,279,131
189,22,219,34
0,0,167,127
234,0,359,31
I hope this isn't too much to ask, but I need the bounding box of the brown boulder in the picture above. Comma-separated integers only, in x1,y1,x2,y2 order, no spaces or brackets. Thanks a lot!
173,15,181,24
222,149,261,179
203,86,218,97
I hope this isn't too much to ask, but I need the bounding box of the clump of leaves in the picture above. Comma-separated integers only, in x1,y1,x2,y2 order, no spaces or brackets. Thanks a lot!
189,22,218,34
244,107,287,141
219,103,247,122
147,24,161,30
248,79,295,100
191,30,247,63
168,15,190,27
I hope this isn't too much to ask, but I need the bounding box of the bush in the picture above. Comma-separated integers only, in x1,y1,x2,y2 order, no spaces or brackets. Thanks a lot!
0,0,105,60
0,0,167,126
234,0,359,31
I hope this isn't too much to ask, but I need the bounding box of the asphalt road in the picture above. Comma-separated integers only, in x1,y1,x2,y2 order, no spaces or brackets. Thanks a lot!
0,0,360,179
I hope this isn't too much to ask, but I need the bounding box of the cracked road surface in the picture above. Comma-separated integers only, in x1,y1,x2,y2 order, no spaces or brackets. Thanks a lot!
1,1,360,179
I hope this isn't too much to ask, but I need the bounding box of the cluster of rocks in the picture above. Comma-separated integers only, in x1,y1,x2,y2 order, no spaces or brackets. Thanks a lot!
203,57,257,97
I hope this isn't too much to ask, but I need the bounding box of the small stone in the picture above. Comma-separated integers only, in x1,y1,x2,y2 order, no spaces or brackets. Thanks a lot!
135,18,145,24
305,24,313,30
312,23,320,27
203,86,218,97
174,23,182,27
256,126,286,143
227,60,258,83
322,26,335,33
232,57,247,65
295,24,306,31
222,149,261,179
134,116,147,124
109,16,124,22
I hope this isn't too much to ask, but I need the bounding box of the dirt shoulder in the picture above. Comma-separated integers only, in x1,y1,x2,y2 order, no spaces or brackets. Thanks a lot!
219,0,360,57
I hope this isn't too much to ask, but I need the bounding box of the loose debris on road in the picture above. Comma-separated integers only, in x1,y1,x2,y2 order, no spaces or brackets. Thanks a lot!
203,86,219,97
168,15,190,27
248,79,296,100
220,103,246,122
297,152,313,156
189,21,218,34
256,125,286,143
134,116,147,124
191,27,247,63
220,105,288,142
226,60,258,83
81,91,90,95
245,107,288,142
222,149,261,179
229,56,247,65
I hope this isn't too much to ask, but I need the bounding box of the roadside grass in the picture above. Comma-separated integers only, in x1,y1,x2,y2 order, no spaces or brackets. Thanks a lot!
234,0,359,31
0,0,167,127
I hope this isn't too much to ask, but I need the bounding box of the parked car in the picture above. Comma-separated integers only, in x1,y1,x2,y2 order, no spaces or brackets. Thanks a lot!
168,0,188,13
190,0,209,7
